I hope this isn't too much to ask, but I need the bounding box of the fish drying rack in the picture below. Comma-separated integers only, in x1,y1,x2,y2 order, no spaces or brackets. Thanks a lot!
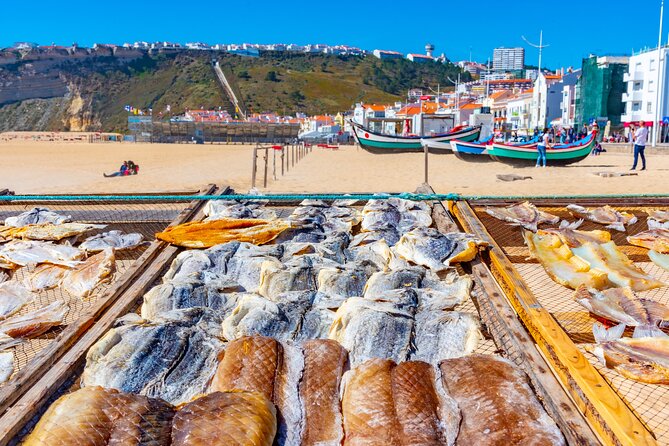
452,197,669,446
4,186,661,445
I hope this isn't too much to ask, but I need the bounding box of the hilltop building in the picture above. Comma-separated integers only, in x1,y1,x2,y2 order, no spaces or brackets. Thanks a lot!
574,55,628,130
407,53,433,63
493,47,525,71
373,49,404,60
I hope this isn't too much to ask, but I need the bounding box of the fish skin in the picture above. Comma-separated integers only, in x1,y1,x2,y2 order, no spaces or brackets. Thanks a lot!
4,207,71,227
274,342,305,446
62,248,115,298
567,204,637,232
258,258,317,300
572,241,666,291
0,240,84,268
589,337,669,384
0,300,68,338
341,358,402,446
172,391,276,446
346,239,392,270
209,335,280,401
411,311,482,367
440,354,566,446
485,201,559,232
24,386,175,446
524,230,611,290
317,262,375,300
395,228,487,272
80,230,145,252
162,250,212,283
647,208,669,223
300,339,347,446
362,268,424,297
156,218,292,248
627,228,669,253
140,280,240,320
23,264,69,292
391,361,446,446
0,281,34,320
0,351,13,385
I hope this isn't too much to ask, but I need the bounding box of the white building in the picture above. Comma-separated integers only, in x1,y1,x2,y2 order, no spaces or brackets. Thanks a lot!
560,83,577,127
530,70,580,129
506,92,533,131
621,47,669,144
493,47,525,71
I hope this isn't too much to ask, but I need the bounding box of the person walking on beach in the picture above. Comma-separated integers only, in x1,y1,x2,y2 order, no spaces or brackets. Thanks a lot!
631,121,648,170
536,128,550,167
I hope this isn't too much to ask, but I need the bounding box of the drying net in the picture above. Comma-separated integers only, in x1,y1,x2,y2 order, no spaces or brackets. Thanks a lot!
475,204,669,444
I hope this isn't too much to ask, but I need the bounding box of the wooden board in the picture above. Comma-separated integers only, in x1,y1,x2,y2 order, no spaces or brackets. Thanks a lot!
450,200,657,446
0,185,219,444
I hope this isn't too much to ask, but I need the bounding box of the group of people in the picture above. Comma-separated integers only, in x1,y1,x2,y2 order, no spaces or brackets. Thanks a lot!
104,160,139,177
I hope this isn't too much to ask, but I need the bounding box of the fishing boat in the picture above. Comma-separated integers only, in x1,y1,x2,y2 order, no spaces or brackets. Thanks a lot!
446,135,494,162
487,133,596,166
350,121,481,154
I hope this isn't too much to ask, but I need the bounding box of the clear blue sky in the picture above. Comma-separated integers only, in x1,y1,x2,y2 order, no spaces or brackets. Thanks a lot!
1,0,666,69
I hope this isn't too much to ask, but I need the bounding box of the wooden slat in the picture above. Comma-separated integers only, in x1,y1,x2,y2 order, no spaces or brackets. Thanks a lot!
0,184,217,430
415,183,459,232
450,200,657,446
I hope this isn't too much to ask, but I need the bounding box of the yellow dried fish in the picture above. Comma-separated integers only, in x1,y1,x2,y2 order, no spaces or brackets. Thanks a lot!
0,223,106,242
566,204,637,232
62,248,115,298
628,228,669,254
0,300,68,338
156,218,292,248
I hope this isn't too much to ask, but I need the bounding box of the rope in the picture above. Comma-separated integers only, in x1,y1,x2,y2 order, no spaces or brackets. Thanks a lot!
1,192,669,202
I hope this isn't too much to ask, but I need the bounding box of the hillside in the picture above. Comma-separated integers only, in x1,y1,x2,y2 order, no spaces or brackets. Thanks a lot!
0,51,470,132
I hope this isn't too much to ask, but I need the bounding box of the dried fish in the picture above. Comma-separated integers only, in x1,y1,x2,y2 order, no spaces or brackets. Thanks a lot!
440,354,565,445
24,386,175,446
411,311,482,366
80,230,144,252
647,209,669,230
0,222,106,242
0,300,68,338
0,281,33,319
524,230,611,290
4,207,71,227
156,218,293,248
574,286,669,336
274,342,305,446
0,351,13,385
23,264,69,291
485,201,559,231
628,228,669,253
567,204,637,232
649,250,669,272
394,227,487,272
590,323,669,384
62,248,115,298
0,240,84,268
172,391,276,446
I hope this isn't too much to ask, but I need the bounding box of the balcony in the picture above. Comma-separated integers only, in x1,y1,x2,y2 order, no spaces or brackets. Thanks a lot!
622,91,644,102
623,72,644,82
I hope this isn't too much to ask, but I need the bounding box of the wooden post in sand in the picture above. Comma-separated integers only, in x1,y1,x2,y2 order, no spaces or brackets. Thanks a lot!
251,146,258,188
281,146,285,175
263,147,269,188
273,147,277,180
424,143,429,184
292,144,295,167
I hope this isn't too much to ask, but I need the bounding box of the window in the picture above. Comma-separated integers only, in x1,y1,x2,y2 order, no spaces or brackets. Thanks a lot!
636,62,642,70
648,102,653,113
651,59,657,71
632,102,642,112
633,81,643,91
649,80,655,92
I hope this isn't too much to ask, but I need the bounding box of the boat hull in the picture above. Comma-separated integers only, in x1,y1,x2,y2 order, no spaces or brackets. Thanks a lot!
351,123,480,154
487,134,595,166
449,140,492,163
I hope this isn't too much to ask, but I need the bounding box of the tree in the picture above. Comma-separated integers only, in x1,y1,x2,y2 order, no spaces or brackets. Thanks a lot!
238,70,250,79
289,90,305,102
265,70,279,82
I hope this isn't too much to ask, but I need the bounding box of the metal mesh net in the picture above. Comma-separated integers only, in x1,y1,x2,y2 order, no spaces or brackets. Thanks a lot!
0,200,189,384
474,204,669,444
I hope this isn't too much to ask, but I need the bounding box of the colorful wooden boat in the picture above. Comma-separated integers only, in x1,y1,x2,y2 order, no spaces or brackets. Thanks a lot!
350,121,480,154
445,136,494,162
487,133,596,166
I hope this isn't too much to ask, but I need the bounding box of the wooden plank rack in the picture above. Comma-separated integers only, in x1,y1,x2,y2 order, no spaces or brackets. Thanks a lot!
450,199,659,446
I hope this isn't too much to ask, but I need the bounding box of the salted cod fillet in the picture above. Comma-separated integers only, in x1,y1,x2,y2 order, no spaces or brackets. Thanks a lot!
571,241,665,291
0,281,33,320
80,230,145,252
300,339,348,446
0,300,68,338
0,351,13,385
649,249,669,271
341,358,402,446
439,354,565,446
4,207,71,227
524,230,610,290
0,222,106,242
24,386,174,446
172,391,276,446
627,228,669,253
82,308,224,405
485,201,559,232
567,204,637,232
23,263,69,291
156,218,292,248
0,240,84,268
274,342,305,446
62,248,115,298
209,335,280,401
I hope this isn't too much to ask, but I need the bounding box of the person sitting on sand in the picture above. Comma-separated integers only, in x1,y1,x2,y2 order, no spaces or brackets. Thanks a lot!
104,162,127,178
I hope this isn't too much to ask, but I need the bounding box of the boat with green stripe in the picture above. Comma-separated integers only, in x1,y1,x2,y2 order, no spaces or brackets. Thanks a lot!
487,133,596,166
350,121,481,154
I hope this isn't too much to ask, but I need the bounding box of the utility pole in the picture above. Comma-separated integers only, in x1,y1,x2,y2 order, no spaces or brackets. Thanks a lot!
654,0,665,146
522,31,550,129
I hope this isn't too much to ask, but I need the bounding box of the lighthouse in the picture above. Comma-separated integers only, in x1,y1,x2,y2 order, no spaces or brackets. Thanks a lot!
425,43,435,58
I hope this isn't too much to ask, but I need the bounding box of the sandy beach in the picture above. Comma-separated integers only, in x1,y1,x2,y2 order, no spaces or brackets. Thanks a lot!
2,138,668,195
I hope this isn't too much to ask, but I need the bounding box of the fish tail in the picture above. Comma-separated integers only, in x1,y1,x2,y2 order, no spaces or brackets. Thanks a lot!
632,324,669,339
560,219,583,230
593,322,626,343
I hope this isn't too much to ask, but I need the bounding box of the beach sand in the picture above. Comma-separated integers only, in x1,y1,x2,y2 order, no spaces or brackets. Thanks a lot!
2,139,668,195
